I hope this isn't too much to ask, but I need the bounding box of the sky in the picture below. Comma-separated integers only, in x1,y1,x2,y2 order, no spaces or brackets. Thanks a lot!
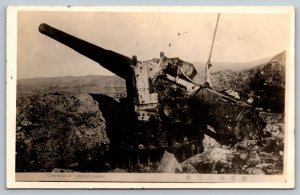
17,9,291,79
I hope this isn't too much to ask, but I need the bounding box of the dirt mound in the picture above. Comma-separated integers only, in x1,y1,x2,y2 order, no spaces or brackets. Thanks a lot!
210,51,286,92
16,94,109,172
194,51,286,113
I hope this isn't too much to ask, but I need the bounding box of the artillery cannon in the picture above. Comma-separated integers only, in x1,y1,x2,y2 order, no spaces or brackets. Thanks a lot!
39,23,262,170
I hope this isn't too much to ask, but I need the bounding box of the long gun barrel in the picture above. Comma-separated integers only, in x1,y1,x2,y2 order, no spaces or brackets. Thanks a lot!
39,23,132,79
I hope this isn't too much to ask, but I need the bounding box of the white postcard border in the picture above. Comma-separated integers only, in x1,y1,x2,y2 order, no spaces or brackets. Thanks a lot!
6,5,295,189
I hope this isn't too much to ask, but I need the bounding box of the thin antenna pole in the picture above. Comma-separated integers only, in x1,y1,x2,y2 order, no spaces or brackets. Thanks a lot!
208,13,221,62
205,13,221,86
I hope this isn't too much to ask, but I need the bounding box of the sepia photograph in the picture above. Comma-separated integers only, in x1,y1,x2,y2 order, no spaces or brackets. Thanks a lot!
6,6,295,188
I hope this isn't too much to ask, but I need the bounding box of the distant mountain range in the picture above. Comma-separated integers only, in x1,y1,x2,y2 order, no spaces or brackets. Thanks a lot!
17,75,126,96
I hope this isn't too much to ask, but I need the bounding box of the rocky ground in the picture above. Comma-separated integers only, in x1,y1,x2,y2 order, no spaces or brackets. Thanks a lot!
16,94,109,172
181,112,284,175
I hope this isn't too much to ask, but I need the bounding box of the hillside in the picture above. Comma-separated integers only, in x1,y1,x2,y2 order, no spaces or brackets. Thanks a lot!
210,51,285,112
17,75,126,97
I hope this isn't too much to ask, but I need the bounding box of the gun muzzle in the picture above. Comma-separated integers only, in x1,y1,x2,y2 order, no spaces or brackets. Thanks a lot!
39,23,132,79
